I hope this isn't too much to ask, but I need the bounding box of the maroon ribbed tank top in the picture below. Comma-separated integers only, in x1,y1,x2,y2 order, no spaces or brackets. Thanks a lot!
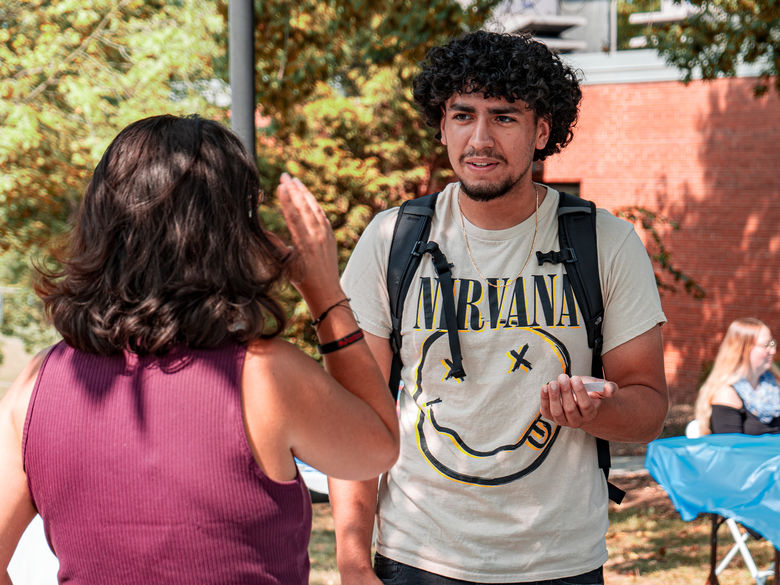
23,341,312,585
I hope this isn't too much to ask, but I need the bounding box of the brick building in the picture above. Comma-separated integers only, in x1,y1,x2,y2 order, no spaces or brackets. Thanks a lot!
541,50,780,404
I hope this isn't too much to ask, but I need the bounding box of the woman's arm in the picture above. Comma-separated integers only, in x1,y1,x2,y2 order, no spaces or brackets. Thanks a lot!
240,175,398,483
708,385,745,434
710,404,746,434
0,353,46,582
242,335,398,482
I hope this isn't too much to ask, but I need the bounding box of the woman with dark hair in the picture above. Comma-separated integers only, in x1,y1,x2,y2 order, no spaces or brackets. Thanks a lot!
0,114,399,585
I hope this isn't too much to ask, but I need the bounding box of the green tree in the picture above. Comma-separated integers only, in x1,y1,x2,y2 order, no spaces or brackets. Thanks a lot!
0,0,226,351
1,0,702,363
0,249,59,356
644,0,780,96
0,0,501,356
250,0,502,351
246,0,501,122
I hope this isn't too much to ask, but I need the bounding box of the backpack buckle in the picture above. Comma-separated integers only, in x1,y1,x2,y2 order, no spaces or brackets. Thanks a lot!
536,247,577,265
411,240,426,258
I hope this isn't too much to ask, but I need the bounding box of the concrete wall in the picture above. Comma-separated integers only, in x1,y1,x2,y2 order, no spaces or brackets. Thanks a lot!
560,0,610,53
542,74,780,404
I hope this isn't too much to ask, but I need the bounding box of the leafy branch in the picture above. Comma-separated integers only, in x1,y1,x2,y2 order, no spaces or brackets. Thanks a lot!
23,0,134,103
617,206,706,298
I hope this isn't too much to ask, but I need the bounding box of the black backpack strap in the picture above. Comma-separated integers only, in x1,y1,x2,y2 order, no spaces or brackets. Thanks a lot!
537,191,625,505
419,241,466,383
387,193,438,400
387,193,465,399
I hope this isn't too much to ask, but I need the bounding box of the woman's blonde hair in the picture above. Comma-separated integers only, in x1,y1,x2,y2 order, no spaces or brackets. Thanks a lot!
694,317,778,434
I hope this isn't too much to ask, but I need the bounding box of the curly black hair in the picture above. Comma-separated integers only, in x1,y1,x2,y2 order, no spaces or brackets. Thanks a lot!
412,31,582,161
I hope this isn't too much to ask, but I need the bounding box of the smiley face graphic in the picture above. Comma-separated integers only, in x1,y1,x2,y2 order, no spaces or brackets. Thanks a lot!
408,327,571,486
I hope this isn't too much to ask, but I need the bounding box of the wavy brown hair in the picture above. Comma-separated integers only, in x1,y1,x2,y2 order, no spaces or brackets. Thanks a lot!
36,115,291,355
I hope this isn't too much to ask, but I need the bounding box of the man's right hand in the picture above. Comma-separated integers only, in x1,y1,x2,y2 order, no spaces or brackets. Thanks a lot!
330,476,384,585
339,566,384,585
328,338,395,585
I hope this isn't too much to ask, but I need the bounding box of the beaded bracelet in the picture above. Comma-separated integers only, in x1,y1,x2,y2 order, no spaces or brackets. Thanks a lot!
311,298,351,329
317,329,364,355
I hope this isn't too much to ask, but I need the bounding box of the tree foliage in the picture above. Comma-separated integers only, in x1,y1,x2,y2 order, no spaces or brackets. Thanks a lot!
0,0,501,355
246,0,501,120
0,0,226,352
0,249,60,355
1,0,225,253
644,0,780,96
242,0,503,352
616,0,661,50
0,0,703,363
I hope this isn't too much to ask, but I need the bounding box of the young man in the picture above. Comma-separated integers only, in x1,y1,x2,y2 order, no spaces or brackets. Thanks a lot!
331,31,668,585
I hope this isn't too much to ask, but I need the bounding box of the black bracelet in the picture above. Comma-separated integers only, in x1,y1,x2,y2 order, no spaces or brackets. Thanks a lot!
311,298,351,329
317,329,364,355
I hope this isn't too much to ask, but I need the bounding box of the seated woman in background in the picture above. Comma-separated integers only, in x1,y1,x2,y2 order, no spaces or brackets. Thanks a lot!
0,115,399,585
695,317,780,435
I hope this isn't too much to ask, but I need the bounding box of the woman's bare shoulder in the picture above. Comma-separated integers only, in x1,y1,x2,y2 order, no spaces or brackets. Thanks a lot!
711,384,743,408
243,337,323,393
245,337,316,369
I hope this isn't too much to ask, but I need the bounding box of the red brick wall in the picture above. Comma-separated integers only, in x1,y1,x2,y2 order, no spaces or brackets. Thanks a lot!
543,77,780,405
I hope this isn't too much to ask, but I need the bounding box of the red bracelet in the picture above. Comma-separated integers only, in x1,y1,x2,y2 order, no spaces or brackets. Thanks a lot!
316,329,364,355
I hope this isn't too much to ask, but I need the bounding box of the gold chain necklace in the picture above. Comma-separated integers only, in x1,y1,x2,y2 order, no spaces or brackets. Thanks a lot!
458,184,541,289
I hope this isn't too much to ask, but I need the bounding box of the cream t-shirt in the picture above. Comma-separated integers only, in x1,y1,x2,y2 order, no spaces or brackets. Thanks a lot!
341,183,666,582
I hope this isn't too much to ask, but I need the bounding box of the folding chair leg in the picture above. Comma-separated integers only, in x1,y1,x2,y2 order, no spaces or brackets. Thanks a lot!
724,518,762,578
705,515,776,585
716,519,751,575
707,514,721,585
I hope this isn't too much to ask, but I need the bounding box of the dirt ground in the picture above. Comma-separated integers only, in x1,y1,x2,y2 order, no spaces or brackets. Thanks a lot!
610,471,678,517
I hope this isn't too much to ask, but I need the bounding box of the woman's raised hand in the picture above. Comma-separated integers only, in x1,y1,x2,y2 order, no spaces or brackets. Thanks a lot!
276,174,344,313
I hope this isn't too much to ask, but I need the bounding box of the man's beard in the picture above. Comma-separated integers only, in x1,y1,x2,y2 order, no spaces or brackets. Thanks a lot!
459,176,519,202
457,149,530,202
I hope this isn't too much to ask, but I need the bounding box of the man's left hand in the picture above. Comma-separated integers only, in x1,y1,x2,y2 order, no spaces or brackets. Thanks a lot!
540,374,618,428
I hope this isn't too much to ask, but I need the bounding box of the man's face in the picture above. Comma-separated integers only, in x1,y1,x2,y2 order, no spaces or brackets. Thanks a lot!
439,93,551,202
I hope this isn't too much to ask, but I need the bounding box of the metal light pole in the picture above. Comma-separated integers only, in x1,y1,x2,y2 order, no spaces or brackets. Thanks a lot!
610,0,618,54
229,0,256,159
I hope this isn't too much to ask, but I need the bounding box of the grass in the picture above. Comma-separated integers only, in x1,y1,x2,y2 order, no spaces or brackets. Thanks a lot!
309,502,341,585
606,503,777,584
308,474,778,585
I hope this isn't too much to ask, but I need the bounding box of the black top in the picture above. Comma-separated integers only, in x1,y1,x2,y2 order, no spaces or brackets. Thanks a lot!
711,403,780,435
